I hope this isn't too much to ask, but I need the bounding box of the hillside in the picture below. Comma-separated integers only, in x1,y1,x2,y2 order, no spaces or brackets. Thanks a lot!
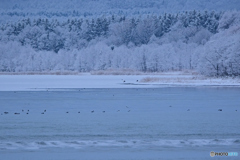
0,1,240,77
0,0,240,16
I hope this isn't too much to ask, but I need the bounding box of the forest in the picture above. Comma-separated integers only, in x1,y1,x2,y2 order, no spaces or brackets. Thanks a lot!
0,10,239,76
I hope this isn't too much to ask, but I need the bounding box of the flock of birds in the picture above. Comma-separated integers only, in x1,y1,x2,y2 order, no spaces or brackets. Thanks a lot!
1,105,237,115
1,85,238,115
0,106,132,115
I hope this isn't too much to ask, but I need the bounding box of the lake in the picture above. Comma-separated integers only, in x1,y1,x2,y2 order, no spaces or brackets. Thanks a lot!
0,87,240,159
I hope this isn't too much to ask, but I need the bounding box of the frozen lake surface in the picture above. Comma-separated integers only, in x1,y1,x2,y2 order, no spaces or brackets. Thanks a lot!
0,87,240,159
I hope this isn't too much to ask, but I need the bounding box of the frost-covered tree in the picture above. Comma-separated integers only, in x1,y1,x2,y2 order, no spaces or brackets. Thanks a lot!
0,11,239,76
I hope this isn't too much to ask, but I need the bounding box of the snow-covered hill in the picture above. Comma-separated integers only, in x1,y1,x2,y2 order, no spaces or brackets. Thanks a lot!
0,1,240,77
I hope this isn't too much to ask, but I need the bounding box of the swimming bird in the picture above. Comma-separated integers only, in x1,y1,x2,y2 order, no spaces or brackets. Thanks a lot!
44,110,46,112
218,109,222,111
66,112,69,113
117,110,120,112
14,113,20,115
26,113,29,114
91,110,94,113
78,111,80,113
22,110,24,112
169,105,172,107
4,112,9,114
187,109,190,111
41,112,44,114
235,110,237,112
102,111,105,113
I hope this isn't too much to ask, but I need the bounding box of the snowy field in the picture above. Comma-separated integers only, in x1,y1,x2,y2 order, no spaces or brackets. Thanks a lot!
0,72,239,91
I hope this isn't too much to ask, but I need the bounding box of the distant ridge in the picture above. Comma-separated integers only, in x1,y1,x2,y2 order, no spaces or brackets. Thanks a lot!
0,0,240,15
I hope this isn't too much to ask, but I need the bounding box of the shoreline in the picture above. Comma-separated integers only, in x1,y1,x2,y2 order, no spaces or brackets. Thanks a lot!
0,72,240,91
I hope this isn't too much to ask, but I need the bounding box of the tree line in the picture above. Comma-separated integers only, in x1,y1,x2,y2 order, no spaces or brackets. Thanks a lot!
0,10,220,53
0,11,239,77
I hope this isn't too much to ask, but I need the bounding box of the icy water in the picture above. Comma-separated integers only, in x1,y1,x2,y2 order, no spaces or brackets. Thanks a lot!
0,87,240,160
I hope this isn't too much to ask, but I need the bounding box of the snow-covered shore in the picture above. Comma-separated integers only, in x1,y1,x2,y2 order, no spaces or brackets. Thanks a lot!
0,72,240,91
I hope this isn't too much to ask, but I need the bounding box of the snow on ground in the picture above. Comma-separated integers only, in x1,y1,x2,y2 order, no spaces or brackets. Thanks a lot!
0,72,240,91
